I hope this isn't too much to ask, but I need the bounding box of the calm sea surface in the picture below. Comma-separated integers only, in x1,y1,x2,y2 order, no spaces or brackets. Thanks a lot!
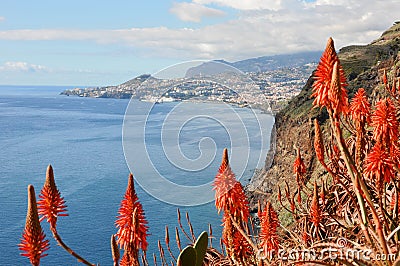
0,85,273,265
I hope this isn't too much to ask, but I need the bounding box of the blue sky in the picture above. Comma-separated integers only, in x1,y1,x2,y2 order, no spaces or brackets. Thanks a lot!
0,0,399,86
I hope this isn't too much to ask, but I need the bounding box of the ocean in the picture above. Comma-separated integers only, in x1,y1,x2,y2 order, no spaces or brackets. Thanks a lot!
0,85,274,265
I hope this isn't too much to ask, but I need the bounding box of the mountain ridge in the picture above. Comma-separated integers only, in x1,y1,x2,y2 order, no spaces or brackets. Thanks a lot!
185,51,321,77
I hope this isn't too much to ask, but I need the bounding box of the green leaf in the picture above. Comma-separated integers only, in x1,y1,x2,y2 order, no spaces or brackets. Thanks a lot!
177,246,197,266
193,231,208,266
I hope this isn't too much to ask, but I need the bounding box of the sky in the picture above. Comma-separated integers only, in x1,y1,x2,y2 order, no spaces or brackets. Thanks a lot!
0,0,399,86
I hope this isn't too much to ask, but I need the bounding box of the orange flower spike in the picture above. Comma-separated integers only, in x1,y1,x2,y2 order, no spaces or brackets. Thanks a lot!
302,231,310,246
329,61,349,118
231,229,252,259
213,163,237,213
259,202,279,255
312,37,347,113
383,69,388,85
309,182,322,228
213,149,249,222
37,165,68,230
350,88,371,124
19,185,50,266
365,143,394,186
115,173,148,252
293,148,306,176
320,182,326,204
290,197,295,213
312,37,336,108
371,98,399,145
218,148,229,173
297,190,302,204
313,119,325,166
232,181,250,222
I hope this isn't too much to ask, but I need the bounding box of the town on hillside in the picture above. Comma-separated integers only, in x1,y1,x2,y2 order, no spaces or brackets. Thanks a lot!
61,63,317,113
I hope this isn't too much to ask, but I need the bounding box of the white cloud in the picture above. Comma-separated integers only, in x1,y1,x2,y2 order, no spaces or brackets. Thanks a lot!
0,1,399,63
170,2,225,22
0,16,5,22
0,61,49,72
193,0,283,10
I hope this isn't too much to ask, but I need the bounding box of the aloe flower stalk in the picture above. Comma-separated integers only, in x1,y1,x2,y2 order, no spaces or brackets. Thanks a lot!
259,202,279,256
37,165,68,230
213,148,249,222
231,227,252,261
19,185,50,266
313,119,327,168
310,182,321,228
36,166,95,265
115,173,148,265
371,98,399,148
365,143,394,191
329,61,349,118
383,69,388,85
312,37,348,116
213,148,250,262
349,88,371,167
350,88,371,124
293,148,306,185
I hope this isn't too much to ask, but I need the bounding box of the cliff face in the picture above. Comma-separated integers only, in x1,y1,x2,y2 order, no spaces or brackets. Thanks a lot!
247,22,400,210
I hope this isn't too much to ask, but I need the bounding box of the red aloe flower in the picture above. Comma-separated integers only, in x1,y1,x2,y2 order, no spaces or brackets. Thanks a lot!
329,61,349,117
119,251,138,266
365,143,394,189
350,88,371,167
19,185,50,266
312,37,348,115
297,190,302,204
231,228,252,259
259,202,279,255
382,69,388,85
116,173,148,253
293,148,306,177
218,148,229,173
313,119,325,163
309,182,321,228
37,165,68,230
290,197,295,213
213,149,249,222
371,98,399,146
350,88,371,124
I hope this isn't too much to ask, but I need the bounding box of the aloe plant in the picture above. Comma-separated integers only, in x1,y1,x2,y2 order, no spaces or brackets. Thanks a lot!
177,231,208,266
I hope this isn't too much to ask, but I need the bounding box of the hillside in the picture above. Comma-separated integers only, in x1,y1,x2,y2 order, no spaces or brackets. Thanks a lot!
185,51,321,76
246,22,400,211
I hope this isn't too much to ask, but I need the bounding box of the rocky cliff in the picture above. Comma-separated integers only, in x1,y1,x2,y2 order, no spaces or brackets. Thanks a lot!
247,22,400,212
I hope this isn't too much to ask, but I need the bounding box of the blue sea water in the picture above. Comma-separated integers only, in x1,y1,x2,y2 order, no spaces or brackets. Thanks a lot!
0,85,273,265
